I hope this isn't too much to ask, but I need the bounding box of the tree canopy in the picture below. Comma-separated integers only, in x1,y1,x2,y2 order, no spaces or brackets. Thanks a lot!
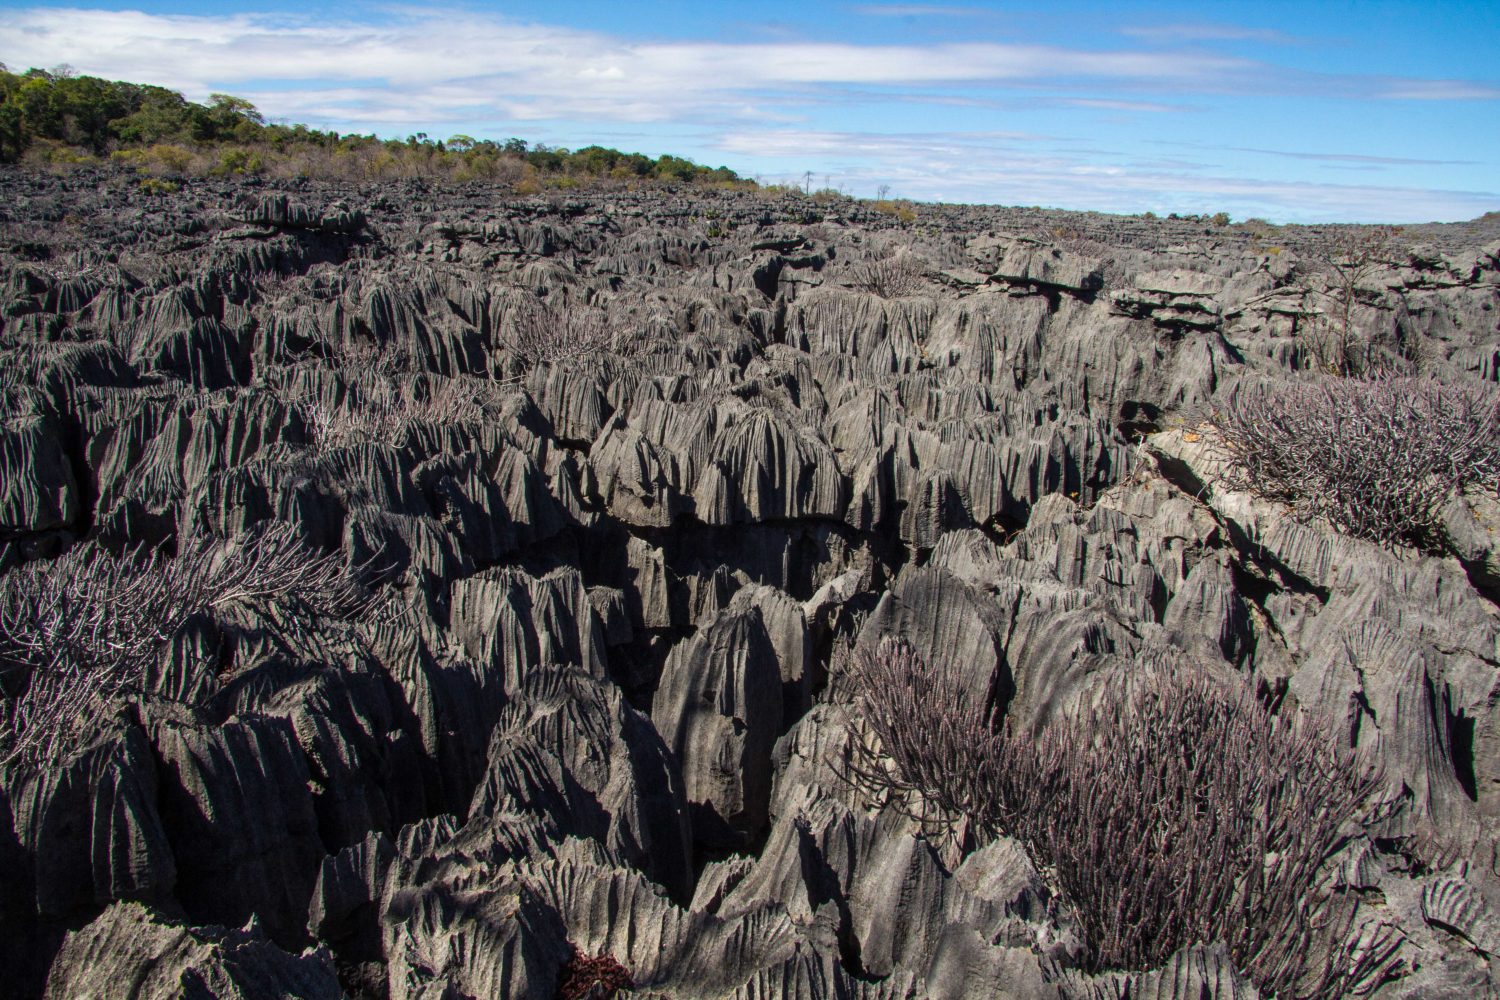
0,66,749,187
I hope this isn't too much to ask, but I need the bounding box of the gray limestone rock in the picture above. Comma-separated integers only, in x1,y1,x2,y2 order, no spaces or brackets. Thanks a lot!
4,721,176,920
2,169,1497,1000
653,602,784,849
468,667,693,898
44,902,341,1000
150,714,325,945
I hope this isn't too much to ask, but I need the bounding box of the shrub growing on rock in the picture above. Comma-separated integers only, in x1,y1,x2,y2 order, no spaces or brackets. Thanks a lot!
844,638,1396,996
299,374,497,450
556,946,633,1000
500,298,623,374
845,254,926,299
0,524,361,770
1213,375,1500,550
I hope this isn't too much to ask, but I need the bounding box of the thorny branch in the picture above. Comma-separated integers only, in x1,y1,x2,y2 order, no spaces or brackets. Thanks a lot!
0,523,363,771
839,638,1399,996
1214,374,1500,550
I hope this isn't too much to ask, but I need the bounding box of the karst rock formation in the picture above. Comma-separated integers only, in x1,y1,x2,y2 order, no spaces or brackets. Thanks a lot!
1,166,1499,999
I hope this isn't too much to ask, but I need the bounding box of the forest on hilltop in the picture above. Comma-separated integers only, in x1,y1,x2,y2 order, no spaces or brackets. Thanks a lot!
0,65,749,189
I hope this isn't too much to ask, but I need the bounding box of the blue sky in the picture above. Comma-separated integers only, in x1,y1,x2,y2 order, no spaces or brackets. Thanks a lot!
1,1,1496,222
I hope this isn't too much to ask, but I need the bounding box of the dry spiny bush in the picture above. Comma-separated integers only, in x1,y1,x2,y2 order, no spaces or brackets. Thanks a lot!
500,297,623,373
313,338,421,378
845,254,927,299
840,638,1013,837
299,376,497,451
1214,375,1500,550
843,638,1398,996
0,523,362,771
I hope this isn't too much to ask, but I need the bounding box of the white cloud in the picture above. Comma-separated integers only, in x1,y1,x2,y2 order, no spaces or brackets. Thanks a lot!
0,6,1248,121
716,128,1500,223
1377,80,1500,101
0,6,1491,221
1121,22,1301,45
1,6,1488,129
1058,97,1190,114
1226,147,1479,166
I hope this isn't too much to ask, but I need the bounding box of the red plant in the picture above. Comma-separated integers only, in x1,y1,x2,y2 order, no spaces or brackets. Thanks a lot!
556,945,633,1000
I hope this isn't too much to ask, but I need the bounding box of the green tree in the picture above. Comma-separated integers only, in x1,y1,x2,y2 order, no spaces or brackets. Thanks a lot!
0,102,26,162
208,93,263,125
652,154,697,182
110,86,196,145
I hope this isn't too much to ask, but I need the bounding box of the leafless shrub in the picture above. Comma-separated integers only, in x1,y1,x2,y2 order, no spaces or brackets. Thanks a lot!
314,339,420,378
1214,375,1500,550
500,297,622,372
1028,670,1393,994
0,523,361,771
1299,226,1404,376
842,639,1396,995
841,639,1013,839
0,663,112,776
300,377,496,450
845,254,927,298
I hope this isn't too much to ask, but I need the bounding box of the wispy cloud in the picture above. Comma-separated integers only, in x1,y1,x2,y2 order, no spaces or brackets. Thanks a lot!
716,129,1051,160
0,8,1243,85
1227,147,1479,166
0,7,1260,127
716,128,1500,223
1058,97,1191,114
0,4,1284,134
1121,22,1302,45
0,6,1489,130
850,4,994,16
1376,79,1500,100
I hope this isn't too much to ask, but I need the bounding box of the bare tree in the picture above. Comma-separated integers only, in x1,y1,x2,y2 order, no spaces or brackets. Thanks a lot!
1214,375,1500,550
841,639,1398,995
1300,226,1403,376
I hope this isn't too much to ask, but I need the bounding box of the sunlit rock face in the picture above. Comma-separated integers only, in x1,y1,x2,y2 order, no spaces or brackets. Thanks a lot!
2,166,1499,999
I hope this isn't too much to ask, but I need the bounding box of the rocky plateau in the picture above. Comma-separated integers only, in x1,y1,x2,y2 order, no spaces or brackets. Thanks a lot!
1,165,1499,999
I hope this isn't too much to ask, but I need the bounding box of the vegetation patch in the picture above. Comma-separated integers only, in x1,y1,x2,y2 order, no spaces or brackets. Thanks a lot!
844,639,1397,996
0,65,752,189
1214,375,1500,550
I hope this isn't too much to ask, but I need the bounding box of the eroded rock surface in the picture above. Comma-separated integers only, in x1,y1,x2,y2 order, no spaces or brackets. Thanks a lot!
1,166,1498,998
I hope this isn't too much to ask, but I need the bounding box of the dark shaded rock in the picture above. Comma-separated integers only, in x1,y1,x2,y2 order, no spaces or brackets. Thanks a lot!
44,901,341,1000
653,602,785,850
151,714,324,945
4,722,176,921
0,415,80,537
